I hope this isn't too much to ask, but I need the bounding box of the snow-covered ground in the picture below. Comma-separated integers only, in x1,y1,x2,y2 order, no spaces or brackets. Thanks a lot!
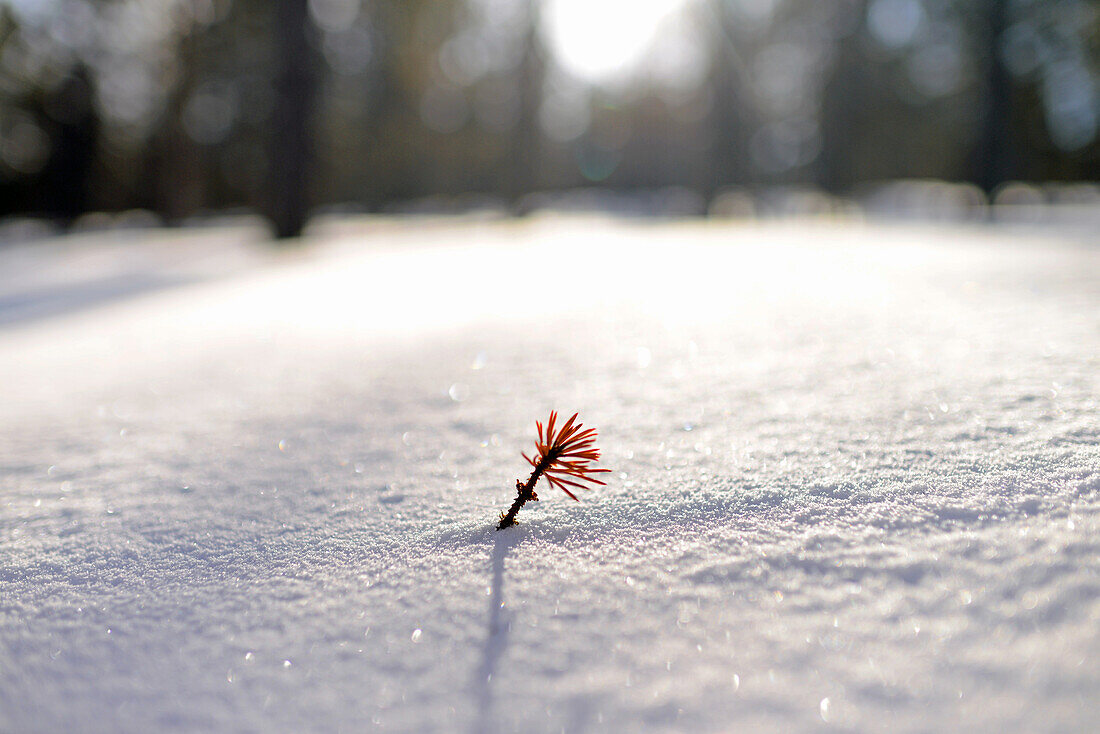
1,216,1098,733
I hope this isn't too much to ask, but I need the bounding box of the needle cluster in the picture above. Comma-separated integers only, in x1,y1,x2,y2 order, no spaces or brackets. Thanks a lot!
497,411,609,530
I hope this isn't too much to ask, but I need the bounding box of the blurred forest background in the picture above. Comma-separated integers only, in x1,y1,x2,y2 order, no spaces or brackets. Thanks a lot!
0,0,1098,236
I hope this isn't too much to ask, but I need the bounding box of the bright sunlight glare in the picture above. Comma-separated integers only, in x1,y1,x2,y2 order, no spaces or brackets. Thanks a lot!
541,0,689,83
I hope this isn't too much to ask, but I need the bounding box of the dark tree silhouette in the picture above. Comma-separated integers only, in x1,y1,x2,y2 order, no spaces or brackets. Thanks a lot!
43,64,99,223
267,0,320,239
972,0,1014,194
147,27,204,223
506,0,543,210
702,0,754,196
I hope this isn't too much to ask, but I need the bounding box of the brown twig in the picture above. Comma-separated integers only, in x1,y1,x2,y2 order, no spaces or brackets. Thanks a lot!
497,411,608,530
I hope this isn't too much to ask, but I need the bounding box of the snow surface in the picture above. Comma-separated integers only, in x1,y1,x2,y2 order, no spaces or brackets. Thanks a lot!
1,216,1098,733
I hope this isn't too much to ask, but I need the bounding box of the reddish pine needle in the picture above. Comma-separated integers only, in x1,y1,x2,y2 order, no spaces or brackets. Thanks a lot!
497,411,609,530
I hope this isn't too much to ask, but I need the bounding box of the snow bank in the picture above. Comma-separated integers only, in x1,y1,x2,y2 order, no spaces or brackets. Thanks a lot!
1,218,1098,732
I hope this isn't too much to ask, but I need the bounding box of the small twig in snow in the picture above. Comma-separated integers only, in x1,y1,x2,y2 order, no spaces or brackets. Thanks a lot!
497,411,609,530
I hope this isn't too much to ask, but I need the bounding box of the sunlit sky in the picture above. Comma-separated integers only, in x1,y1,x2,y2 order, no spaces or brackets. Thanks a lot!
541,0,691,83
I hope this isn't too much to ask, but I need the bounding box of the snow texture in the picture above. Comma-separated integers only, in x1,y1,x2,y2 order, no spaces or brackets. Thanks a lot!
1,217,1098,733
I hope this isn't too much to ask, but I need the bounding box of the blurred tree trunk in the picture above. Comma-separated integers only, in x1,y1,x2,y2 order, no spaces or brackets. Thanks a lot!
149,27,205,222
507,0,542,211
972,0,1013,194
703,1,753,198
44,64,98,223
816,17,865,194
267,0,319,239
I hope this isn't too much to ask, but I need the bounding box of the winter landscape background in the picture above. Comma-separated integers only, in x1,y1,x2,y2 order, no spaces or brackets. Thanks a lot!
2,0,1099,730
1,214,1098,732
